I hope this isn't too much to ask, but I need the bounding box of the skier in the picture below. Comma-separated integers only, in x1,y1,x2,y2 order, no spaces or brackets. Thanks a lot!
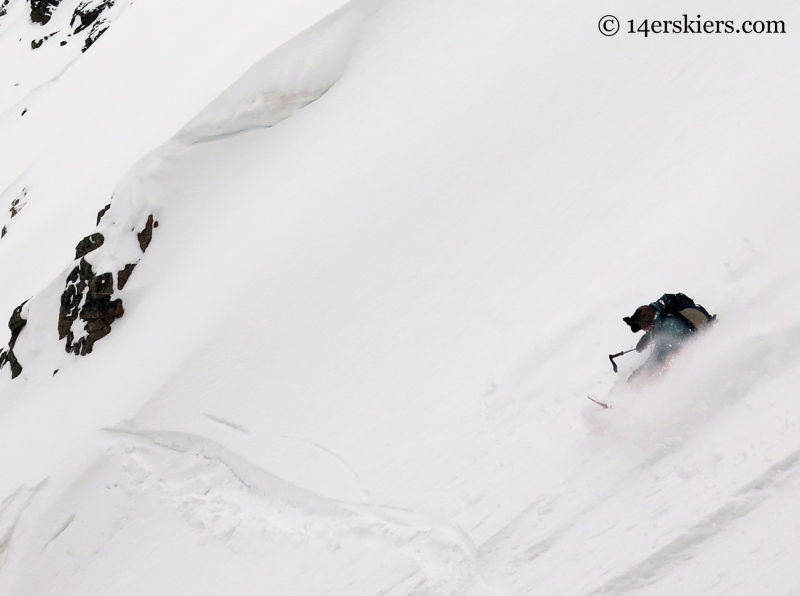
623,293,715,381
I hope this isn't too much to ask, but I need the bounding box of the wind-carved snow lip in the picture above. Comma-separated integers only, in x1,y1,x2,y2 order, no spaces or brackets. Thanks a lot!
176,0,385,144
104,425,485,596
178,87,334,144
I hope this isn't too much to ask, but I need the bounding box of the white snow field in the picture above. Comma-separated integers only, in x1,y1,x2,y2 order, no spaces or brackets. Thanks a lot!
1,0,800,593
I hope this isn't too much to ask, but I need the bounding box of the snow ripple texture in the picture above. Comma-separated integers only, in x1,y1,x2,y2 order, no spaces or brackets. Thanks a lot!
31,426,490,596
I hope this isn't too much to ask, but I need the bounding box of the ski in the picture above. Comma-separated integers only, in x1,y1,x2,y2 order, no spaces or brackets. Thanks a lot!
587,396,610,409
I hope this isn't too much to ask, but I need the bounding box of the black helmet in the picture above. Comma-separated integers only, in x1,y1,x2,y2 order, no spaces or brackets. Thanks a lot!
623,305,656,333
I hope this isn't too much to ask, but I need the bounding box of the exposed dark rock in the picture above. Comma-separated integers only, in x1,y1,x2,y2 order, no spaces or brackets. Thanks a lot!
10,195,22,218
59,258,123,356
53,206,152,361
1,227,5,238
74,292,122,355
71,0,112,34
0,0,10,17
0,300,28,379
88,272,113,298
137,214,155,252
60,40,66,46
7,188,27,220
80,296,123,320
20,109,27,117
82,22,109,52
96,203,111,225
75,232,104,259
30,0,62,25
0,350,23,379
8,301,28,350
59,260,90,340
31,38,44,49
117,263,135,290
85,319,109,332
9,356,22,378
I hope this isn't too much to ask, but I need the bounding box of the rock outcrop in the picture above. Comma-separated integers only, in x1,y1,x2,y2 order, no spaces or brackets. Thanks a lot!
59,258,124,356
71,0,112,33
116,263,135,290
96,203,111,225
57,213,156,358
74,233,104,259
137,214,155,252
0,301,29,379
30,0,62,25
76,0,116,53
1,187,29,240
17,0,123,54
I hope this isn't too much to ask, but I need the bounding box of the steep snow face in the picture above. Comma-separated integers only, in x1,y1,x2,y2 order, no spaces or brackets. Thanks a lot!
2,0,800,594
0,0,382,380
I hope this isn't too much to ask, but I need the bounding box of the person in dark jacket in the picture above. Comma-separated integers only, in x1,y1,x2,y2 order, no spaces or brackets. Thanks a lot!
623,294,714,381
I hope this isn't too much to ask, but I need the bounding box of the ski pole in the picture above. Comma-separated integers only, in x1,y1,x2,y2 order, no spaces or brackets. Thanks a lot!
609,348,636,373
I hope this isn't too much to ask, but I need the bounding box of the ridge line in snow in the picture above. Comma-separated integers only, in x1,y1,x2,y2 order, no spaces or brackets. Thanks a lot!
589,448,800,595
283,434,372,500
203,413,251,437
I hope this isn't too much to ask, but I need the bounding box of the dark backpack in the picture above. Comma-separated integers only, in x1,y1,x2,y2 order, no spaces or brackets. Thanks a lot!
655,293,716,332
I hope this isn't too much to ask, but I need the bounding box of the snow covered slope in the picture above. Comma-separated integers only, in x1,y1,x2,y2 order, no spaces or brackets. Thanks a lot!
1,0,800,594
0,0,129,119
